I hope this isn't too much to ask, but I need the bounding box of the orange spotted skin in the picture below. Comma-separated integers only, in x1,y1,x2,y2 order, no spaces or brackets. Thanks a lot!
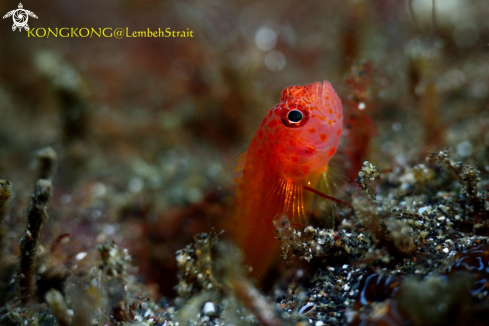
231,81,343,280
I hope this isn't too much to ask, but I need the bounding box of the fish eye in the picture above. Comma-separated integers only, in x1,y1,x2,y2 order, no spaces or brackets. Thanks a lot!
287,110,303,123
280,105,309,128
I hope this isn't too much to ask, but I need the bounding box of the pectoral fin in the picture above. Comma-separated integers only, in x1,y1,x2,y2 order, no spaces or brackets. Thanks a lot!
308,161,351,228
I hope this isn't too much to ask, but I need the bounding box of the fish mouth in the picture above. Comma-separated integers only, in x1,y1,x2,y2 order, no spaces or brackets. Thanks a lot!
316,80,341,115
319,80,333,98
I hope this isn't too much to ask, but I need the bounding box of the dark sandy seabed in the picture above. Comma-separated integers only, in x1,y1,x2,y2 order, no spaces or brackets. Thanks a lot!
1,1,489,326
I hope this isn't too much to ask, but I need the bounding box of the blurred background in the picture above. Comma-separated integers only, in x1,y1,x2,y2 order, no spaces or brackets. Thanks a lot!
1,0,488,297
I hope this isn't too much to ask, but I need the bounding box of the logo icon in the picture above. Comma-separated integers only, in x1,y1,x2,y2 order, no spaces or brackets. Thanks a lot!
3,3,38,32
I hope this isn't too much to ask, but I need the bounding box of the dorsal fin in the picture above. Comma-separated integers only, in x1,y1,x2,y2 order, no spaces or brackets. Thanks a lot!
210,151,247,205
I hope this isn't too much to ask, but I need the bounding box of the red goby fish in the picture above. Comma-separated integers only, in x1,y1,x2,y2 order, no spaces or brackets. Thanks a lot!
230,81,343,280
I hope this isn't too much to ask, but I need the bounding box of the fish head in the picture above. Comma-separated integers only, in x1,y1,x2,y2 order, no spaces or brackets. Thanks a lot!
267,81,343,178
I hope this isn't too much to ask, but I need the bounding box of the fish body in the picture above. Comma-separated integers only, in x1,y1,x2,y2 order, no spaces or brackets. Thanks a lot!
231,81,343,279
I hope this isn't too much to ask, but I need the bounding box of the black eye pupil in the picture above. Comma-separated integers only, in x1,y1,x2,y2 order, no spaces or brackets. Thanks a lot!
287,110,303,123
